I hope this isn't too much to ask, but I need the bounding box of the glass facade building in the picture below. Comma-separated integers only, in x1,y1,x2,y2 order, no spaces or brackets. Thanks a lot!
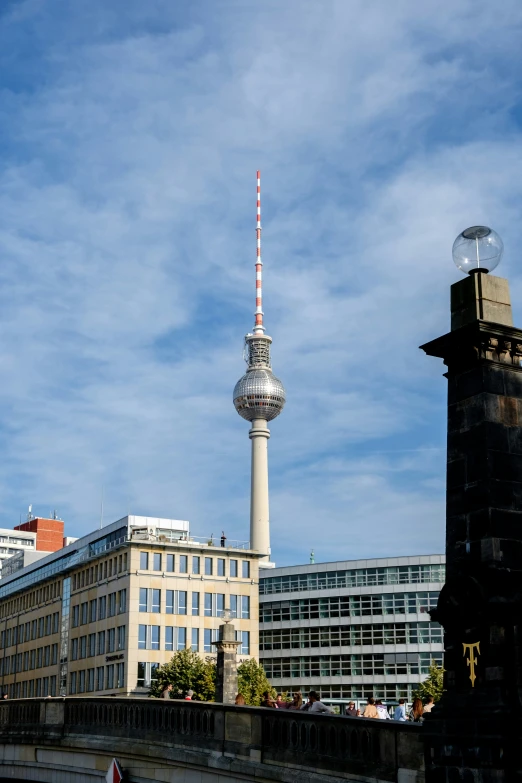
259,555,444,707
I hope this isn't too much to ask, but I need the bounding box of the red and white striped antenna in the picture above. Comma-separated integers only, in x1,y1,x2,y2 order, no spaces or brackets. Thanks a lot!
254,170,264,334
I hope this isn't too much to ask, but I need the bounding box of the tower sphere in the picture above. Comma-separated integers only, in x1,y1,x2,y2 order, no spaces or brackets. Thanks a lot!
452,226,503,275
233,369,286,421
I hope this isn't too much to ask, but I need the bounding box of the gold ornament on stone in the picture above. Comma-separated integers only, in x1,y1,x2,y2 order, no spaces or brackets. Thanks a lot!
462,641,480,687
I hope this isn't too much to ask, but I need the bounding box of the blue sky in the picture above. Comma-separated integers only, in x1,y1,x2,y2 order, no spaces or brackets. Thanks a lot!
1,0,522,565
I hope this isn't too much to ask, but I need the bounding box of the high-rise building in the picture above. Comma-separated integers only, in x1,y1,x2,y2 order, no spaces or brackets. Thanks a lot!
0,515,260,698
15,515,65,551
233,172,286,567
0,529,37,575
259,555,445,710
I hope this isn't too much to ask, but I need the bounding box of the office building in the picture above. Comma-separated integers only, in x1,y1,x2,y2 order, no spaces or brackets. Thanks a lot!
259,555,444,708
0,515,260,698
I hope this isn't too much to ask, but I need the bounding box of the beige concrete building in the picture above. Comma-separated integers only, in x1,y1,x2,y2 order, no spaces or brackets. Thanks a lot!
0,516,260,698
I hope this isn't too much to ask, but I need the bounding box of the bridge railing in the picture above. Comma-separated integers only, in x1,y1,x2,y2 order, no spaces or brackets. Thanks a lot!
0,697,425,782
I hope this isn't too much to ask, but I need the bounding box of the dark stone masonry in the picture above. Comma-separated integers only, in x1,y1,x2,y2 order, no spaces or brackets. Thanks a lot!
421,271,522,782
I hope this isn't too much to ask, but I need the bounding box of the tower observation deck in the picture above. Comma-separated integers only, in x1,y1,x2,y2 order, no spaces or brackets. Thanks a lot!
233,171,286,566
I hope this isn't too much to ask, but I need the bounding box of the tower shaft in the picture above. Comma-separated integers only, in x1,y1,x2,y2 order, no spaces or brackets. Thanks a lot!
249,419,271,558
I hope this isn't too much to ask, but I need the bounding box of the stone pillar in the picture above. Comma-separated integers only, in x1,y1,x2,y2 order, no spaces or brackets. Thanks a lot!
421,271,522,781
212,621,241,705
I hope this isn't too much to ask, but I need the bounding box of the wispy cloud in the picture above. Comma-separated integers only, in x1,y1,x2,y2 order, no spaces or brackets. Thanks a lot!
0,0,521,564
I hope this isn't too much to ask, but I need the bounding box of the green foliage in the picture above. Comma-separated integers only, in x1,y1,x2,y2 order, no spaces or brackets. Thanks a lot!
237,658,275,706
412,661,445,703
150,649,216,701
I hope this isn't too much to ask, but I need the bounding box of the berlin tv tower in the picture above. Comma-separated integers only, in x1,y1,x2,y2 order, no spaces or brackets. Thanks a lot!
233,171,286,566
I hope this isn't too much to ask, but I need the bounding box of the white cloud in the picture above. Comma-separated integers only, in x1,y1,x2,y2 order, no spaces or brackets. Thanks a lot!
0,0,521,562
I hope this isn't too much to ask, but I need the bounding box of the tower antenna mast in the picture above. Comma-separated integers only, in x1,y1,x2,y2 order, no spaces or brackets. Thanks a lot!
233,171,286,567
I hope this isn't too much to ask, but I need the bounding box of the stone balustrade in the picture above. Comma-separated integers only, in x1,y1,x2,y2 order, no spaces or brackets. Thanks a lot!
0,698,425,783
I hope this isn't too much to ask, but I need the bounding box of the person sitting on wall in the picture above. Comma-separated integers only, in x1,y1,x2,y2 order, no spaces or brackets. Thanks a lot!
361,697,379,718
184,689,194,701
261,691,277,708
301,691,333,714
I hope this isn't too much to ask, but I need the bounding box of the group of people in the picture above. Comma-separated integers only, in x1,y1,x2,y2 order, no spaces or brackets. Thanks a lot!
160,684,194,700
350,696,435,722
252,690,435,721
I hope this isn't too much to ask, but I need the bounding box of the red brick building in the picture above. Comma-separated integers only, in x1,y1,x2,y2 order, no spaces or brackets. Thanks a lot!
14,517,64,552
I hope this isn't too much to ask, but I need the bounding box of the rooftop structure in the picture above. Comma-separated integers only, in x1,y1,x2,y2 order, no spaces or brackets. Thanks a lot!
233,172,286,567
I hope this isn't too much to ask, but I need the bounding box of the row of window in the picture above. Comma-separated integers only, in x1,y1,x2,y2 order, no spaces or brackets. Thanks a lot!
260,592,439,622
259,564,445,595
71,627,126,660
1,612,60,650
0,579,61,618
259,621,443,650
71,590,127,627
0,643,59,675
137,624,250,654
0,535,34,546
70,663,125,693
139,552,250,578
138,589,250,618
72,553,128,591
4,675,57,699
262,652,444,679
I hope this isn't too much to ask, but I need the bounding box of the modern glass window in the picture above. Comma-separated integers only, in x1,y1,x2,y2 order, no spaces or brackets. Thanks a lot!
151,626,160,650
242,561,250,578
96,666,104,691
108,592,117,617
179,555,188,573
240,631,250,655
89,600,97,623
166,554,174,572
166,590,174,614
191,628,199,652
205,557,213,576
71,638,78,661
79,670,86,693
70,671,77,695
178,591,187,615
177,627,186,651
138,624,160,650
107,628,116,653
106,664,114,689
204,593,212,617
45,614,52,635
153,553,162,571
137,661,159,688
39,617,45,636
166,590,186,615
52,643,58,665
230,595,237,618
37,647,43,668
216,593,225,617
118,589,127,613
44,646,50,667
117,626,126,651
165,626,174,652
192,556,200,575
140,588,161,613
81,602,88,624
80,637,87,659
204,628,218,653
98,596,107,620
98,631,106,655
88,633,96,657
87,668,95,692
241,595,250,619
217,558,225,577
116,662,125,688
72,605,79,628
138,625,146,650
192,592,200,616
140,552,149,570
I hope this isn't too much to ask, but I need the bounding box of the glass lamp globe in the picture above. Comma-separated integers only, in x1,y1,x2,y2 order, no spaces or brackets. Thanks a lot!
452,226,503,275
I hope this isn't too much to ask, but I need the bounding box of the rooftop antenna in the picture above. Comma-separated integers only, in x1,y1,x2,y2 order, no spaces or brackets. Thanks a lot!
310,549,315,565
27,505,33,522
100,487,104,530
254,170,264,335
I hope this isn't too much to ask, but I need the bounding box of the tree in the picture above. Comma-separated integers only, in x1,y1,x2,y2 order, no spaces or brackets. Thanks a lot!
150,649,216,701
237,658,275,706
412,661,444,703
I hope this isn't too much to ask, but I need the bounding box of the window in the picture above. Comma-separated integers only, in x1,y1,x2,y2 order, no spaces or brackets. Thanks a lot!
205,557,213,575
37,648,43,668
204,628,218,653
45,614,52,635
239,631,250,655
96,666,104,691
138,625,160,650
165,590,186,615
52,644,58,665
107,628,116,653
177,627,187,650
106,664,114,689
216,594,225,617
87,668,95,692
192,592,200,616
241,596,250,619
80,636,87,659
230,595,238,619
88,633,96,657
81,602,88,625
166,590,174,614
165,626,174,652
98,596,107,620
217,559,225,577
38,617,44,636
44,646,50,667
72,605,79,628
204,593,212,617
140,552,149,570
153,553,162,571
179,555,188,573
190,556,200,575
118,589,127,613
117,626,126,651
98,631,106,655
140,588,161,613
108,592,117,617
89,600,97,624
230,559,238,578
137,662,159,688
116,662,125,688
70,671,77,695
242,561,250,578
79,670,86,693
166,554,174,572
191,628,199,652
